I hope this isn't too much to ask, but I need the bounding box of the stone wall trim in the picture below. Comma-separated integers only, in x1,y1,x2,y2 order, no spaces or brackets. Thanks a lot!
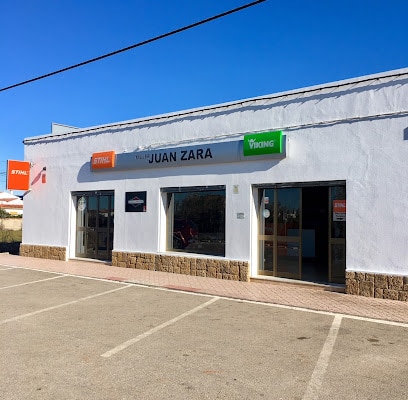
112,251,250,282
20,244,67,261
346,271,408,302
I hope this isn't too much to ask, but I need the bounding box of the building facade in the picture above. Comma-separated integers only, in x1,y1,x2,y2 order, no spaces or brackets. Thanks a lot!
21,68,408,300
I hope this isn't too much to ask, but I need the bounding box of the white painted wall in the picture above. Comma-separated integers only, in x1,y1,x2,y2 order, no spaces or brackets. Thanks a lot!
23,69,408,276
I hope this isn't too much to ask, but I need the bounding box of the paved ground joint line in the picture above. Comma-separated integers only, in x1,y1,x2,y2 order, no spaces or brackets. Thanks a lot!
0,284,132,325
0,267,16,271
0,275,65,290
302,314,343,400
2,257,408,326
101,296,220,358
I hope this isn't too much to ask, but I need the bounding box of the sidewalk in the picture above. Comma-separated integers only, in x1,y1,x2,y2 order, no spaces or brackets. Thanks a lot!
1,253,408,324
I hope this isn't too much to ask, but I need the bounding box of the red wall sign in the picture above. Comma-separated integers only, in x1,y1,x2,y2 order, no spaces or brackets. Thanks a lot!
333,200,346,221
6,160,31,191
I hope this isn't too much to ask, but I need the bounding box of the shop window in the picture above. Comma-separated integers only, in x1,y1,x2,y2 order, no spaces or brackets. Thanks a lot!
165,186,225,257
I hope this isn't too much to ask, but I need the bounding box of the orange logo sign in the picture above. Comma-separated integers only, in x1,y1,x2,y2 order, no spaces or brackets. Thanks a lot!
333,200,346,213
91,151,116,170
7,160,31,191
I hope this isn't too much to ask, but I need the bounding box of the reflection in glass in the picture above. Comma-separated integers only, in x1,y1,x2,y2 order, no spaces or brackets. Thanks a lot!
108,196,114,238
168,189,225,257
109,232,114,255
86,231,96,255
76,197,86,228
262,189,274,235
98,232,108,251
276,241,300,278
277,188,300,236
260,240,274,273
76,231,85,255
331,244,346,283
332,221,346,239
87,196,97,228
98,196,109,228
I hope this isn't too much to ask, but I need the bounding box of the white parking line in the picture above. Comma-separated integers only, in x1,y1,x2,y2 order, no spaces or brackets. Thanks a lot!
0,267,16,271
101,296,220,358
230,298,408,328
0,264,20,269
0,275,65,290
0,284,132,325
3,264,408,328
302,314,343,400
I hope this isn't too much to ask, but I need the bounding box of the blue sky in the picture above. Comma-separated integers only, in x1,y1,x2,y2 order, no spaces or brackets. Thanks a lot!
1,0,407,190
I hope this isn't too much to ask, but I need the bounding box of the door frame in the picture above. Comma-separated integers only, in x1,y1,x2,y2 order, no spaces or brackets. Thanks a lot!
256,181,346,284
73,191,114,261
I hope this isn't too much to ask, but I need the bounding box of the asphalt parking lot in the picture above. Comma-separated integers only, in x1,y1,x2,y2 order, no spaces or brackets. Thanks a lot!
1,266,408,400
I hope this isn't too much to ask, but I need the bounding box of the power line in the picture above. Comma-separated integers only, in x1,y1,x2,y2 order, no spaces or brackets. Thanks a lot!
0,0,266,93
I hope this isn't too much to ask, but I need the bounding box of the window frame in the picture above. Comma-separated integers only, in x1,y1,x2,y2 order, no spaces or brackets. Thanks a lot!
164,185,226,257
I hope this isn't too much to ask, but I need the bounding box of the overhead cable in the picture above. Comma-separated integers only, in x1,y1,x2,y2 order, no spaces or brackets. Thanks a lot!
0,0,266,93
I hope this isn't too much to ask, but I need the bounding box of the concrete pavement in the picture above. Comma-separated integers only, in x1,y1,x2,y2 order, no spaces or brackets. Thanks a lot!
1,253,408,324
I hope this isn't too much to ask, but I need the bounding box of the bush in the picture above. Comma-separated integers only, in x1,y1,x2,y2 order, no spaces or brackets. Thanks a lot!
0,209,22,218
0,229,12,242
0,209,10,218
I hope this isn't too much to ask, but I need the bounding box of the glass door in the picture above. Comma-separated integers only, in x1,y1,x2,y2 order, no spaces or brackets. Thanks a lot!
258,183,345,284
276,188,301,279
259,188,301,279
329,186,346,283
259,188,275,276
75,192,114,261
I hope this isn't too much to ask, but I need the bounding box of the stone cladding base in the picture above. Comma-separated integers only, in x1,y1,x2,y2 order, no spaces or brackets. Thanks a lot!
20,247,408,301
346,271,408,301
112,251,250,282
20,244,67,261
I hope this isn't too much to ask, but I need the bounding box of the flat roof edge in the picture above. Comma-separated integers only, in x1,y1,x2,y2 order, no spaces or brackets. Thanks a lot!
23,67,408,144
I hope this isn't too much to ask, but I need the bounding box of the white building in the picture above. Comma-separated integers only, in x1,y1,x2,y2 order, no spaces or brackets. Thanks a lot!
21,68,408,301
0,191,23,216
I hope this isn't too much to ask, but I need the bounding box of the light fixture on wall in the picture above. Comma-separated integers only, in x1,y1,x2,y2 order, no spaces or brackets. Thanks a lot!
42,167,46,184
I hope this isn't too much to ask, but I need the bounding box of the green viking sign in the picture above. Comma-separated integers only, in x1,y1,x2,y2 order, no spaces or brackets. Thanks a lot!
243,131,283,156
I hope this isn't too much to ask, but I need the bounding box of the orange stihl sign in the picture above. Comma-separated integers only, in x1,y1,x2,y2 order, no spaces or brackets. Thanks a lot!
333,200,346,213
91,151,116,170
6,160,31,191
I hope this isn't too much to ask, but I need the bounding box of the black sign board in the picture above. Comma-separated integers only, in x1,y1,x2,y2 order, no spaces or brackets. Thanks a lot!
125,191,147,212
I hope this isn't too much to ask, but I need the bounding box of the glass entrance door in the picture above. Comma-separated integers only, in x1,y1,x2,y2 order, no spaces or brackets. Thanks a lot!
259,188,301,279
259,188,275,276
75,192,114,261
276,188,301,279
258,183,345,284
329,186,346,283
